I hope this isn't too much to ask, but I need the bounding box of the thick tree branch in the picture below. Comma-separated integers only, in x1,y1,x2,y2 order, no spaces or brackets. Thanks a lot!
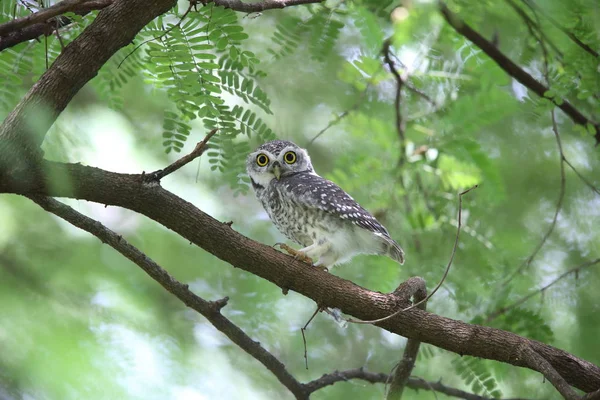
29,195,310,400
387,278,427,399
211,0,324,13
27,183,540,400
582,389,600,400
520,344,579,400
0,0,177,179
0,0,113,51
0,0,107,37
438,2,600,145
2,162,599,395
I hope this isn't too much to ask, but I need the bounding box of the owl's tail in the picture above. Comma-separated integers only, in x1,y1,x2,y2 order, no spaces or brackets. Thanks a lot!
375,234,405,265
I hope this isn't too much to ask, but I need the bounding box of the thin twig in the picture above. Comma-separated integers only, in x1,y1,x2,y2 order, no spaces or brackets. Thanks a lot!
145,128,218,182
382,36,420,250
304,368,533,399
404,82,437,108
439,1,600,145
118,2,197,69
521,0,599,59
28,195,309,400
345,185,477,325
300,306,321,370
503,110,566,284
411,377,439,400
504,0,563,59
487,258,600,323
383,38,405,143
563,158,600,196
306,89,368,147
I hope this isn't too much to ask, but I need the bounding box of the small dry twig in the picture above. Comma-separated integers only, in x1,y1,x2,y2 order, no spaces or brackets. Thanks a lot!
144,128,218,182
346,186,477,325
502,109,565,285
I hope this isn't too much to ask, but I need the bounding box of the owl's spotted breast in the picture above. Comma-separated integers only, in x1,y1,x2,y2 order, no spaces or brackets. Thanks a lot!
257,175,343,246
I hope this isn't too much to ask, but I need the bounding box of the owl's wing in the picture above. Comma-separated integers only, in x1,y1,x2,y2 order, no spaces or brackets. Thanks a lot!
283,172,391,237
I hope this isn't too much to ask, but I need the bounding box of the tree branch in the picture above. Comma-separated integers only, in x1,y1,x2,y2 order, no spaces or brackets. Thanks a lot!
211,0,324,13
582,388,600,400
521,0,599,59
387,278,427,399
145,128,218,182
0,0,114,51
305,368,534,400
438,1,600,145
383,38,405,143
28,195,310,400
503,0,563,59
24,194,547,400
0,0,91,36
2,161,600,395
0,0,177,178
519,344,579,400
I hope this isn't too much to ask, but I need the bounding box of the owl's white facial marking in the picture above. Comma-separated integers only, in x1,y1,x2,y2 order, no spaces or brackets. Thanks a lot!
246,150,277,189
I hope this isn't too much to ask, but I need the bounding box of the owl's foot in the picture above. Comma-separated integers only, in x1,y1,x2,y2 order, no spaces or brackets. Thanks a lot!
273,243,314,265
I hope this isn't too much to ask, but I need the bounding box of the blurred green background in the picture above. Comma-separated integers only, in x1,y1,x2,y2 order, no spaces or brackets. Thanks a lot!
1,0,599,399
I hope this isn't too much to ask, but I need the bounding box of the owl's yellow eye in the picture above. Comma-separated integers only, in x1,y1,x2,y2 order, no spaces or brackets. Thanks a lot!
283,151,297,164
256,154,269,167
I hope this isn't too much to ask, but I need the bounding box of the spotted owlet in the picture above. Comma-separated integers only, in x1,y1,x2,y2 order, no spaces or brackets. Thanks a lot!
246,140,405,269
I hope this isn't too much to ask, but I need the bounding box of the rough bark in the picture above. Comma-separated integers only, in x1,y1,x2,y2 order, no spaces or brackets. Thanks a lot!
0,162,599,394
0,0,176,183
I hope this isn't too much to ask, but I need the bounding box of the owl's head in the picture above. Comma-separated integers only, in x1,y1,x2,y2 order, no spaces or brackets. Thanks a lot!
246,140,314,187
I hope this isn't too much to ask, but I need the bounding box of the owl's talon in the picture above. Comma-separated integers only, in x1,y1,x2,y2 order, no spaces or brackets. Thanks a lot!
274,243,313,265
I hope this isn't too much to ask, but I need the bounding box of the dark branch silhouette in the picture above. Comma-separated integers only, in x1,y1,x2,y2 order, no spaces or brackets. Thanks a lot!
27,195,536,400
3,161,600,395
305,368,535,399
522,0,598,59
29,195,310,400
1,0,599,398
439,1,600,145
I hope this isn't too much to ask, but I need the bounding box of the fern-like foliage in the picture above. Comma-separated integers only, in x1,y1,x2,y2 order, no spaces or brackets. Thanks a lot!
496,308,554,344
0,6,96,114
93,43,145,111
268,6,345,62
138,3,275,191
452,356,502,399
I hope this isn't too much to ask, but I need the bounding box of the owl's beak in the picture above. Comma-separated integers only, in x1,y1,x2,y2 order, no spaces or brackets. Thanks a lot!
272,163,281,180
